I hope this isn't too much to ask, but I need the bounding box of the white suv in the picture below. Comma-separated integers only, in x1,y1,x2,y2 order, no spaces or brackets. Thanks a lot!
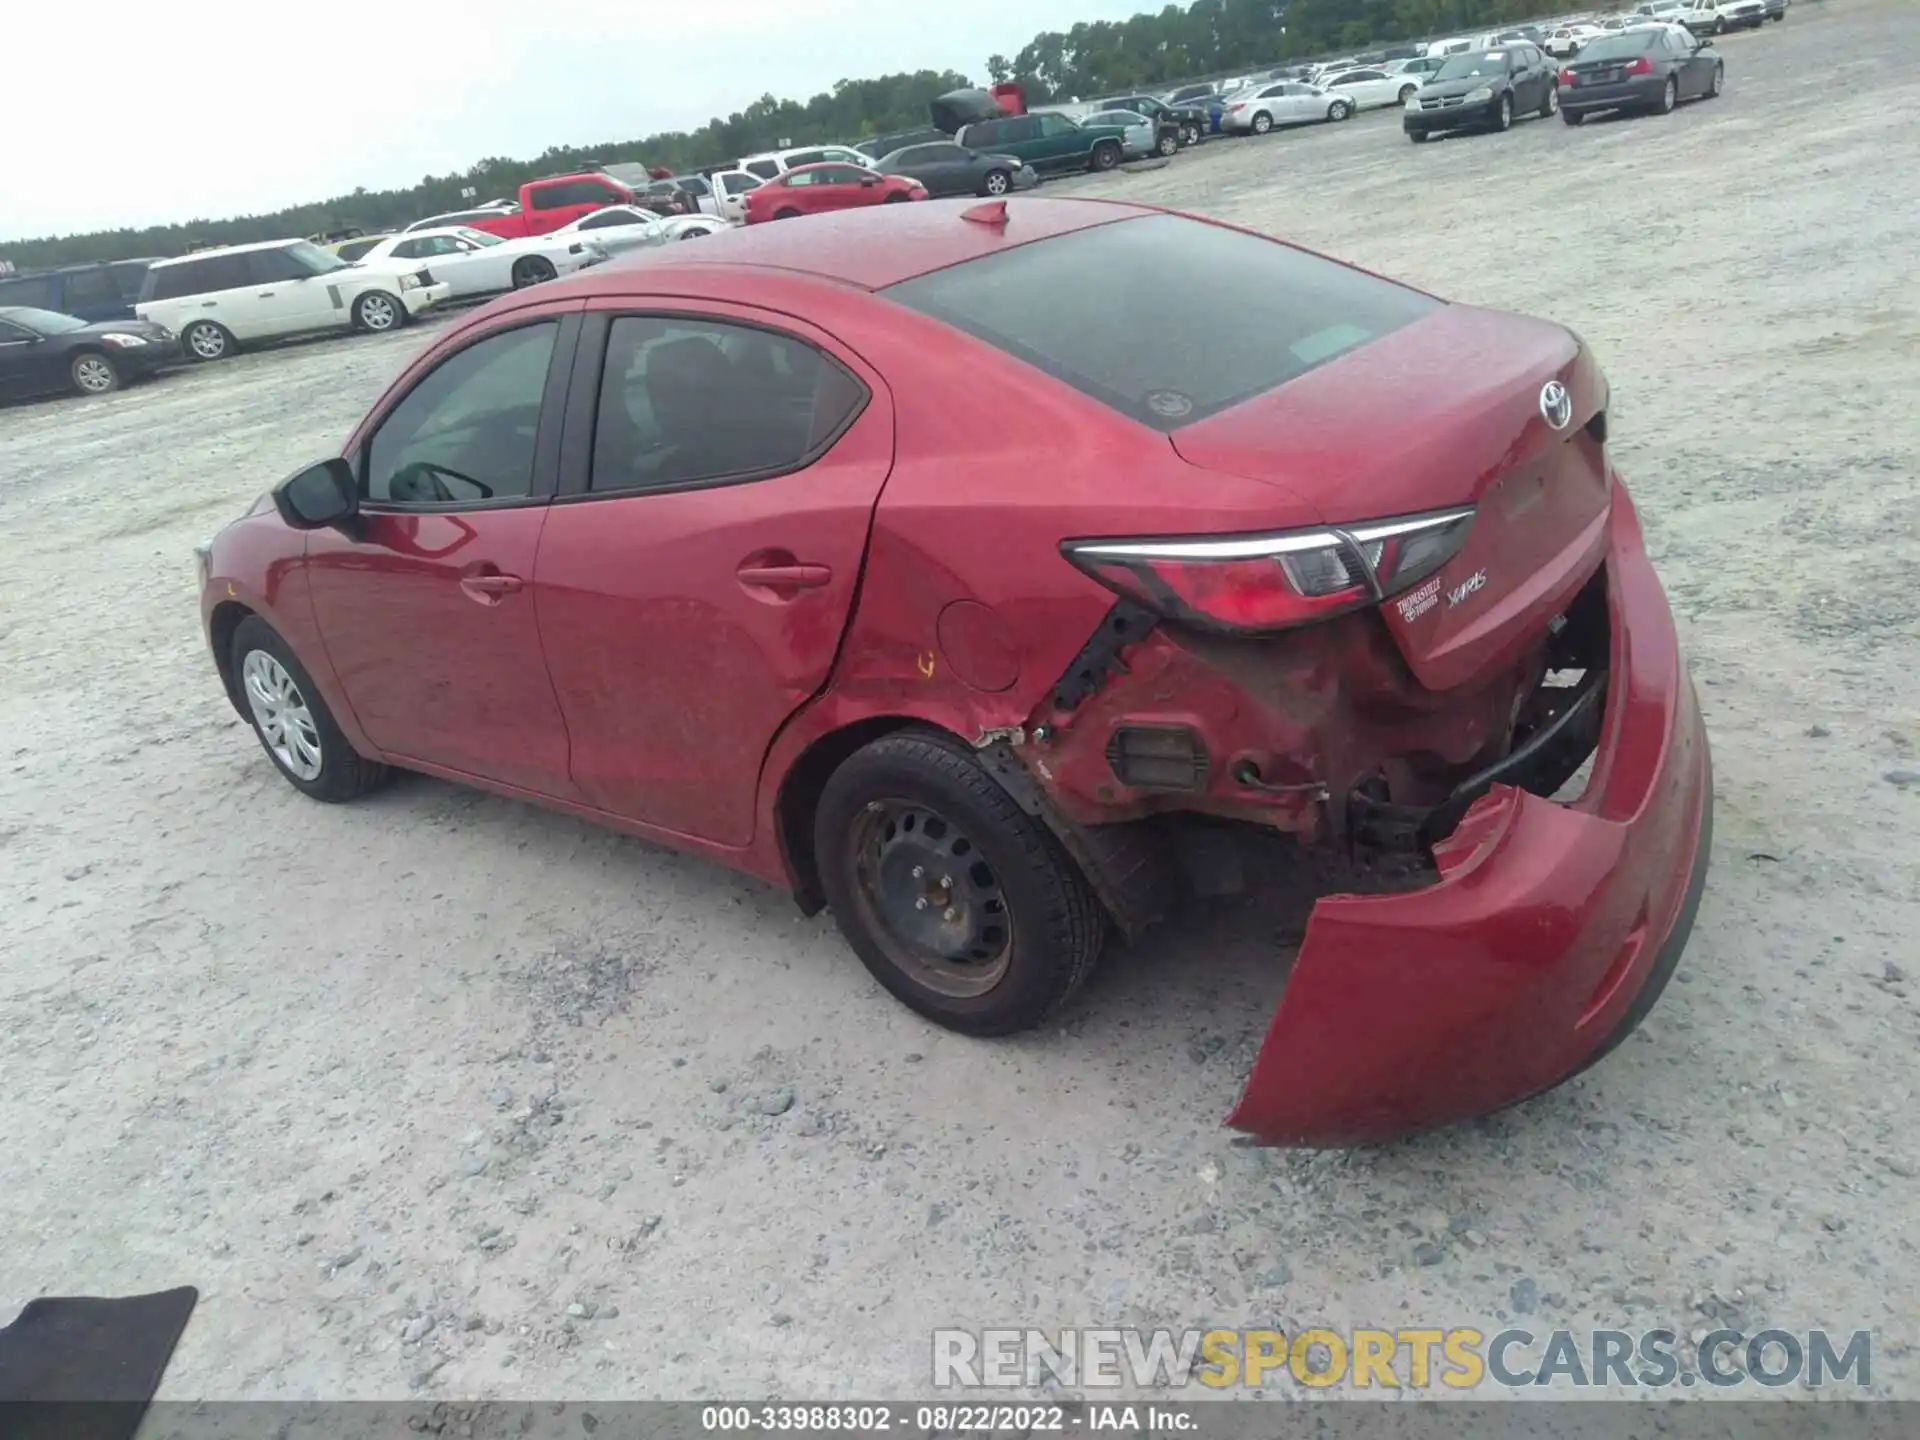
134,239,451,362
736,144,877,181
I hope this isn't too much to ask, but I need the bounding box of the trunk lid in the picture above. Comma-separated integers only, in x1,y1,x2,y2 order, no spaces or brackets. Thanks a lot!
1170,303,1612,691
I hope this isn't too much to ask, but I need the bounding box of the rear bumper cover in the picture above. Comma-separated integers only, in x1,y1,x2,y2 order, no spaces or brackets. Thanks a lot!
1562,76,1668,112
1227,480,1712,1145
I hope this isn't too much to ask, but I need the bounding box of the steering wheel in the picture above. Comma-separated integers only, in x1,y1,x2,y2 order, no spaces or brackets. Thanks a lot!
387,461,495,504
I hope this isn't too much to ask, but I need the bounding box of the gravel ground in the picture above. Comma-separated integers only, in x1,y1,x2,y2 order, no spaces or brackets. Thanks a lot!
2,0,1916,1405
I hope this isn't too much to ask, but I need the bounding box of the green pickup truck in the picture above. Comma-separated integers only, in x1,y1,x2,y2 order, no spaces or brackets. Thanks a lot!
953,111,1131,174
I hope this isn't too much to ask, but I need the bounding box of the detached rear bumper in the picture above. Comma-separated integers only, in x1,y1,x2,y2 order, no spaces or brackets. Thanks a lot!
1228,478,1712,1146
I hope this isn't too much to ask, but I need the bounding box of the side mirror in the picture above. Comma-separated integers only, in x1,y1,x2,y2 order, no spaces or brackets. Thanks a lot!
273,458,358,531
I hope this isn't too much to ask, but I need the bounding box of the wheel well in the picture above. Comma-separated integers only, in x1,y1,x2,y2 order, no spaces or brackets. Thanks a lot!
774,715,926,916
209,600,255,716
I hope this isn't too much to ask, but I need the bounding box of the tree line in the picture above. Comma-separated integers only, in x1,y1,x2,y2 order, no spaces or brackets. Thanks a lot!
5,0,1547,268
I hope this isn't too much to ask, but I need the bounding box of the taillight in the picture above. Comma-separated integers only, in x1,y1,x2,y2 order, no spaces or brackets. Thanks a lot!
1560,69,1576,85
1626,57,1654,74
1063,507,1476,634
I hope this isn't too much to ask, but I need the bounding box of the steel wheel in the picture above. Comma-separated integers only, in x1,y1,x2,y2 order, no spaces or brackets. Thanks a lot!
848,800,1013,999
241,650,323,782
185,322,229,361
71,354,119,394
355,291,400,331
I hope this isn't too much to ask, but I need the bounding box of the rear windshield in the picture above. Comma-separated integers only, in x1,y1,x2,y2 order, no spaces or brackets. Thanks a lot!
1577,32,1661,59
881,213,1439,432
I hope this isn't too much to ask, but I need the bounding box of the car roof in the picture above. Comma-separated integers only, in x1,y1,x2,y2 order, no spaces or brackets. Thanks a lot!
574,195,1150,293
150,238,305,266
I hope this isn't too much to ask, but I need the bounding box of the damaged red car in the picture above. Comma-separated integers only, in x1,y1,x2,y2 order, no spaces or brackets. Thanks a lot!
194,197,1712,1146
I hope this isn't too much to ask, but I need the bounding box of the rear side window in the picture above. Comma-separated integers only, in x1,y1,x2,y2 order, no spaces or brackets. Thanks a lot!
60,267,119,310
883,213,1440,432
589,316,868,494
0,275,58,308
145,254,252,301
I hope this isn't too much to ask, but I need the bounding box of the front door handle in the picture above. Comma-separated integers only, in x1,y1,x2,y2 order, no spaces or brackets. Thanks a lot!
736,562,832,590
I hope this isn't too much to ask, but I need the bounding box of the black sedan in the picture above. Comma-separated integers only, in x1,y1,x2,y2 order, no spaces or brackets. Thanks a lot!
1560,28,1723,123
873,141,1040,198
0,306,180,400
1404,43,1562,141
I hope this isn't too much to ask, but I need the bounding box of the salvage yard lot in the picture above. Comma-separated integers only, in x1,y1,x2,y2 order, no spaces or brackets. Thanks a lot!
3,0,1916,1401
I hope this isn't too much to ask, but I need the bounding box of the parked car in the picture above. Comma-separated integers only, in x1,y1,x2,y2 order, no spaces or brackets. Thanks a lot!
134,239,449,361
403,207,513,234
0,260,158,323
1321,67,1425,109
1560,27,1723,122
856,128,950,161
194,196,1712,1148
1632,0,1693,20
0,305,180,399
706,170,765,225
330,235,394,262
553,206,727,253
1404,44,1561,140
1222,82,1354,134
1165,83,1222,104
351,227,605,299
1546,23,1605,55
461,173,647,241
1386,55,1449,80
953,112,1130,174
744,163,928,223
1094,109,1175,159
873,143,1040,198
1092,94,1209,146
737,145,879,182
1680,0,1766,32
1762,0,1789,20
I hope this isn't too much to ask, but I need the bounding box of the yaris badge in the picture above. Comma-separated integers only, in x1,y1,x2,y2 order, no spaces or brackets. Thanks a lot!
1539,380,1573,431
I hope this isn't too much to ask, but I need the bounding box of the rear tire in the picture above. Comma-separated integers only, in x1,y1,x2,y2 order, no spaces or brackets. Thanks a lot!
883,192,909,203
181,320,234,363
813,731,1105,1037
1563,108,1585,125
1542,84,1560,118
774,207,801,220
1090,138,1122,171
1251,111,1274,135
70,351,121,395
1398,84,1418,105
352,290,404,332
1409,130,1430,143
511,255,557,288
231,616,390,803
1657,76,1678,114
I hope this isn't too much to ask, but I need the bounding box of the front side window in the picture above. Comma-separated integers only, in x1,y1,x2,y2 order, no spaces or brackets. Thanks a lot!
578,208,644,230
817,166,871,185
248,248,314,284
364,323,559,507
2,308,87,336
335,238,382,262
1038,114,1077,136
60,267,119,309
784,150,828,168
784,170,819,187
589,316,867,494
745,159,780,179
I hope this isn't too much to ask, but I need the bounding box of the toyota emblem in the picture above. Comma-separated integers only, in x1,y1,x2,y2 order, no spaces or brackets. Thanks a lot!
1539,380,1573,431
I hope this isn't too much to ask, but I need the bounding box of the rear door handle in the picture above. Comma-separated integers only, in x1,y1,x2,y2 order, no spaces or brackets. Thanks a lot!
736,563,831,589
460,573,524,602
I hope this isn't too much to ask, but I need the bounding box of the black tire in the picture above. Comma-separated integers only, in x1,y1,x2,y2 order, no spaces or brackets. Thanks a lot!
69,351,121,395
813,731,1105,1036
1409,129,1430,143
981,168,1011,196
352,289,405,333
1563,108,1585,125
1542,84,1560,119
230,615,389,803
1657,76,1678,114
1155,131,1179,157
1398,84,1419,105
510,255,557,288
774,207,802,220
882,191,910,203
181,319,235,363
1705,64,1725,98
1250,111,1274,135
1329,99,1353,121
1710,18,1724,34
1180,123,1200,145
1495,92,1514,131
1090,138,1122,171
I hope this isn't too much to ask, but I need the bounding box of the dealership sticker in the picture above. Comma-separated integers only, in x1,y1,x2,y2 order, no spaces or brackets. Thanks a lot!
1396,575,1443,622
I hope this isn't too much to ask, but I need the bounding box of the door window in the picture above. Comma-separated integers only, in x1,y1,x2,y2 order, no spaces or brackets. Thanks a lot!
364,322,560,507
0,275,58,308
1037,114,1076,136
247,248,313,283
578,207,644,229
744,159,781,179
60,267,119,310
0,319,34,342
158,254,252,298
589,316,868,494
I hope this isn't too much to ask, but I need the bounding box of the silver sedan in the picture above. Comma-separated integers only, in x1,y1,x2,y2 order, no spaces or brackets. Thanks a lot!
552,205,729,256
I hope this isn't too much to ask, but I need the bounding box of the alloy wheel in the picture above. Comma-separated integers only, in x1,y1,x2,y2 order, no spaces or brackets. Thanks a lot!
358,293,398,330
187,324,227,360
241,650,323,782
73,356,116,393
850,800,1012,999
984,171,1009,195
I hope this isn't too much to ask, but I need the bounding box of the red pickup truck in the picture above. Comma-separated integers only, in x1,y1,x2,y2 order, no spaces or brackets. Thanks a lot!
463,171,641,239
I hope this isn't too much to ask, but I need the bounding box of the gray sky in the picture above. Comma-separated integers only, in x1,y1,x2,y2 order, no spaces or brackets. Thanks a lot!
0,0,1150,241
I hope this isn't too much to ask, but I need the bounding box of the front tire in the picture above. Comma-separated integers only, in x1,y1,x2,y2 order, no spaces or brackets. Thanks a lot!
1495,92,1514,131
1329,99,1353,121
1090,139,1122,171
1398,84,1418,105
1542,84,1560,118
814,731,1105,1036
1563,108,1585,125
1706,64,1725,98
1155,131,1179,158
231,616,389,803
1409,129,1430,143
353,290,404,332
70,351,121,395
182,320,234,363
981,168,1011,196
510,255,557,288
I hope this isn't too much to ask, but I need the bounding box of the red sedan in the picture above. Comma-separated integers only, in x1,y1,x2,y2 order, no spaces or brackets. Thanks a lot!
194,198,1712,1146
743,162,927,223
